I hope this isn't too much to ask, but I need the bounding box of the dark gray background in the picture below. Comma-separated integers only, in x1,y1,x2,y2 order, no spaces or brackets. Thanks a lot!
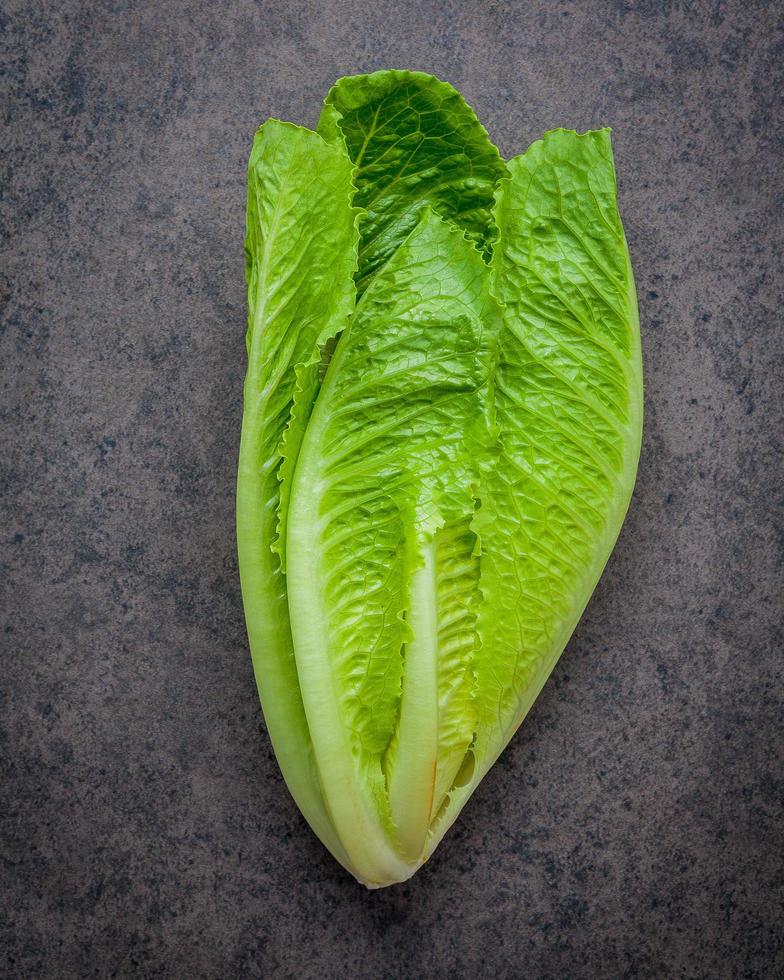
2,1,782,977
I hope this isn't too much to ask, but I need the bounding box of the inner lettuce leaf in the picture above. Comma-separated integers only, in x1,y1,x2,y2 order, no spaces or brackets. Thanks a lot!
318,70,509,290
276,70,507,560
237,74,643,888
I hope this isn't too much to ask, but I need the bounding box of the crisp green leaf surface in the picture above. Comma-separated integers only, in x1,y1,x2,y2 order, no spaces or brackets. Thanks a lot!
286,210,502,879
318,71,508,291
236,119,359,869
427,128,642,853
238,76,642,888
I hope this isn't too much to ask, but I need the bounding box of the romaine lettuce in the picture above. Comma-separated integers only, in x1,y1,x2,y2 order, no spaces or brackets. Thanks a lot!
237,72,642,887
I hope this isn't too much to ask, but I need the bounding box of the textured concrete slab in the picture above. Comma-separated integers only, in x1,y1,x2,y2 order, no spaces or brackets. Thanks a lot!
1,1,782,977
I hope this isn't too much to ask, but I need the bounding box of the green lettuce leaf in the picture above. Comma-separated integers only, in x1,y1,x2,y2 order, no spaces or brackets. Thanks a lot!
427,128,643,855
236,119,359,870
273,71,506,570
275,71,507,556
318,70,508,290
286,210,502,882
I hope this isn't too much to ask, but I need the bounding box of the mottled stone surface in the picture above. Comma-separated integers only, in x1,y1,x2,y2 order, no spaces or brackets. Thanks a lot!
2,1,782,977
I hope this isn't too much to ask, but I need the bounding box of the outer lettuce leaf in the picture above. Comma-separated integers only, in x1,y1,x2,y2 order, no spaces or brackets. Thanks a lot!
236,120,359,870
318,71,508,291
285,210,502,883
427,128,643,854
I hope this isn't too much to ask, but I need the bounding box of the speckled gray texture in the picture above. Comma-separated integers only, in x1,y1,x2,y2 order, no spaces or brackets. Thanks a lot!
2,1,782,977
